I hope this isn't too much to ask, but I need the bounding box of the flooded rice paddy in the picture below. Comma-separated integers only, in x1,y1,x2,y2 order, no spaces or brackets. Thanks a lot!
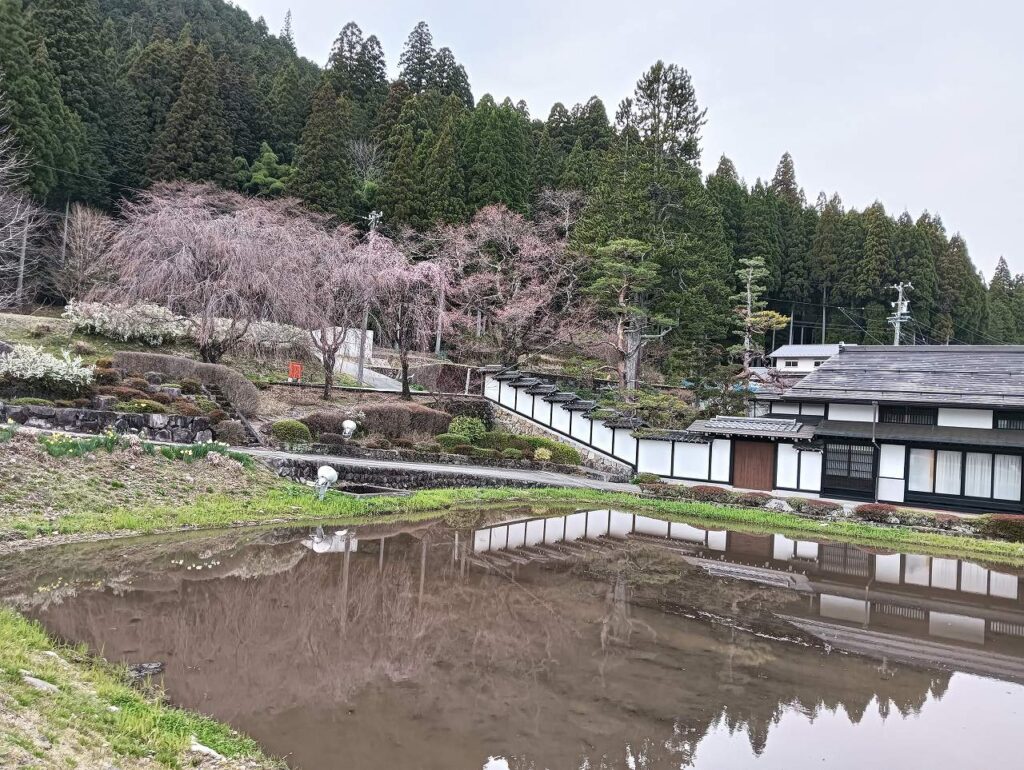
2,507,1024,769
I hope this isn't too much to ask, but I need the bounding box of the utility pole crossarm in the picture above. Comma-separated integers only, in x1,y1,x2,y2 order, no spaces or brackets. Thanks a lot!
887,281,914,346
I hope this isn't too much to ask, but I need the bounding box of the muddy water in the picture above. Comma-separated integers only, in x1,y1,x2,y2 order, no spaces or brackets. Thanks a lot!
3,509,1024,769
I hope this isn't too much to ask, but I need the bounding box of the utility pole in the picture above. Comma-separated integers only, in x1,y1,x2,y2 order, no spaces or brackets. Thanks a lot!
888,282,914,345
15,223,27,309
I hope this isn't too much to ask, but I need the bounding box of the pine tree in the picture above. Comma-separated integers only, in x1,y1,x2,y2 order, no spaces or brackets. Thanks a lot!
630,60,707,168
398,21,436,93
148,44,232,183
289,79,357,220
280,9,296,53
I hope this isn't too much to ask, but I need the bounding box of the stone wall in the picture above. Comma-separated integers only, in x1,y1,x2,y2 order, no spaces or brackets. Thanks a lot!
272,457,546,490
0,402,214,444
491,404,634,477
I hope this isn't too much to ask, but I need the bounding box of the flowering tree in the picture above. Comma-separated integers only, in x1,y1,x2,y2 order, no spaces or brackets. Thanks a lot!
98,183,310,362
436,204,584,364
371,236,451,398
0,107,45,311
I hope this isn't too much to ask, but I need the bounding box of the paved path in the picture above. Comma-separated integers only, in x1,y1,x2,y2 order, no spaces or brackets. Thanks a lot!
242,447,640,493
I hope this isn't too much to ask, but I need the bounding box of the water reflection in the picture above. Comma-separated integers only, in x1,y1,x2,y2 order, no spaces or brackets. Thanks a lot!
1,510,1023,769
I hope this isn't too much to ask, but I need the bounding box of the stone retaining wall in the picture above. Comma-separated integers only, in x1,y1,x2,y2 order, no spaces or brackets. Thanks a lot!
272,457,546,490
0,402,214,444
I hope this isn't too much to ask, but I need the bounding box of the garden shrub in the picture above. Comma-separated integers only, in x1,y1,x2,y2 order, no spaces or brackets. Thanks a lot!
98,386,149,402
689,485,736,503
634,472,661,484
476,431,534,453
63,300,185,345
357,402,451,439
434,432,469,449
94,357,114,370
93,367,121,385
213,419,248,445
112,352,260,416
734,491,774,508
270,419,311,446
534,447,552,461
501,448,524,460
853,503,901,522
173,401,203,417
206,409,228,425
180,379,202,395
71,398,91,408
449,415,486,443
0,345,94,394
471,447,500,458
364,438,393,450
194,397,218,413
318,432,348,446
148,392,173,405
124,377,151,391
976,515,1024,543
415,441,442,453
119,399,168,414
29,323,53,338
522,436,581,465
391,438,414,449
452,444,476,456
72,340,95,356
9,397,55,406
798,499,844,516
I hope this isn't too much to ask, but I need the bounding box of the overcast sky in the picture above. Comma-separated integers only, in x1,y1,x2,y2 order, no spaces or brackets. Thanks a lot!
235,0,1021,278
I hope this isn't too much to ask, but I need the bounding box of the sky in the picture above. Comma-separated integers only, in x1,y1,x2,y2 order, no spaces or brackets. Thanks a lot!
233,0,1023,278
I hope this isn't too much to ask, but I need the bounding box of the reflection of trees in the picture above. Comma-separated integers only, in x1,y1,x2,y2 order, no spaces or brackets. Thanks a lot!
17,530,954,770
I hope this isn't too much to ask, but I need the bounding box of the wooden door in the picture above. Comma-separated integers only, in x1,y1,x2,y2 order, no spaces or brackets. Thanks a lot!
733,440,776,491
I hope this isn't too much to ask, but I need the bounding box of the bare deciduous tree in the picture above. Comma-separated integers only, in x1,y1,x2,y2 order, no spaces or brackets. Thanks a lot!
347,138,383,184
97,182,310,363
0,106,46,311
49,203,116,301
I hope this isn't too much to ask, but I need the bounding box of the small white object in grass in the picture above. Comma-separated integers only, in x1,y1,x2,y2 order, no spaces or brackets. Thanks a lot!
316,465,339,501
20,671,58,693
189,736,224,759
341,419,357,439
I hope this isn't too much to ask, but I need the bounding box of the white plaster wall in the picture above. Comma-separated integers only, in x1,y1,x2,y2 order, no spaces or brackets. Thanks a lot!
877,477,905,503
613,429,637,464
827,403,875,422
820,595,869,624
585,510,609,539
609,511,633,537
879,444,906,478
570,412,592,443
938,408,993,429
591,420,614,454
634,515,669,537
550,404,571,434
710,439,731,482
506,522,527,549
801,403,826,416
637,440,672,476
674,442,710,480
563,512,587,541
515,391,534,419
875,553,902,583
484,376,500,401
499,382,517,409
798,451,822,491
671,523,706,544
524,519,546,547
771,402,801,415
706,530,727,551
533,398,552,426
473,529,491,553
776,444,800,489
773,534,796,561
991,572,1019,600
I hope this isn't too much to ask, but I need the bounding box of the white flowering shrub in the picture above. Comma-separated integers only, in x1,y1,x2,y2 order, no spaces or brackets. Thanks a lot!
63,301,187,346
0,344,94,393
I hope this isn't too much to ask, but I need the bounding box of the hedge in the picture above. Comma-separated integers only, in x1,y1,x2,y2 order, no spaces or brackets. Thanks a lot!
112,352,260,417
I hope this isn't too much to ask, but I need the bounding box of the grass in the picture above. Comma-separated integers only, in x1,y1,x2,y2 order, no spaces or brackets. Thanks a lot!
0,607,282,768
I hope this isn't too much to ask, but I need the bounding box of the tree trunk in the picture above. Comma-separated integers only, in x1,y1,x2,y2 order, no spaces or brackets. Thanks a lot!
624,323,642,391
400,350,411,400
322,349,335,400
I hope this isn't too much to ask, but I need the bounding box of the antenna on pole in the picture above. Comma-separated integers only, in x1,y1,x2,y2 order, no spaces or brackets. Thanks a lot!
887,282,913,345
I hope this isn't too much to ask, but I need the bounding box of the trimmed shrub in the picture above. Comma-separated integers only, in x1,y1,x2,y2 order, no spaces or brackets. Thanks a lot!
501,448,524,460
206,409,228,425
522,436,581,465
534,447,552,462
124,377,151,391
452,444,476,456
111,352,260,417
318,433,348,446
94,357,114,370
798,499,844,517
449,415,486,443
476,431,534,453
29,323,53,338
9,397,55,406
689,485,735,503
391,438,414,449
99,386,150,402
634,472,661,484
734,491,773,508
148,392,173,405
639,482,693,500
976,515,1024,543
213,420,248,445
357,402,451,439
93,367,121,385
364,438,393,450
119,399,167,414
63,300,184,345
270,419,311,446
180,379,202,395
415,441,442,454
174,401,203,417
471,447,500,458
72,398,91,408
194,397,218,413
72,340,95,356
435,432,470,449
853,503,900,522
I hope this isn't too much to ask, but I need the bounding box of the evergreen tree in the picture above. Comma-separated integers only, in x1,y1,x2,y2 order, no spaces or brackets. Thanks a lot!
559,138,593,191
856,201,894,302
234,141,292,196
126,37,186,154
892,211,937,334
327,22,388,134
148,44,232,183
531,126,560,193
280,9,296,53
810,193,843,309
462,95,530,213
216,53,265,161
705,155,748,259
739,182,783,292
398,21,436,93
769,152,802,205
268,60,310,161
380,122,419,226
987,257,1018,342
630,60,706,168
290,79,357,220
429,46,473,107
546,102,574,156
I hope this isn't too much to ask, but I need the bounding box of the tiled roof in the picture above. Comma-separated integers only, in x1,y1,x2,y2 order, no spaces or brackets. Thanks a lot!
786,345,1024,408
633,429,707,443
815,420,1024,449
509,377,541,388
563,400,597,411
542,392,579,403
602,416,646,429
524,384,558,395
492,370,524,381
769,344,845,359
688,416,818,440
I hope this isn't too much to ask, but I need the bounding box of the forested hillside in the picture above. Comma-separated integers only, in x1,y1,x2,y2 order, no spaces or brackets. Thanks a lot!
2,0,1022,382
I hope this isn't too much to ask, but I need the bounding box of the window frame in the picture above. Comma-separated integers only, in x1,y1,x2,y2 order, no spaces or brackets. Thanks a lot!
904,446,1024,505
879,405,938,426
994,410,1024,430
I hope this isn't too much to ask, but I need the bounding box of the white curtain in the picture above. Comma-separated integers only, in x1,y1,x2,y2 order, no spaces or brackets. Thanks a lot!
908,448,935,492
994,455,1022,501
964,453,992,498
935,450,962,495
